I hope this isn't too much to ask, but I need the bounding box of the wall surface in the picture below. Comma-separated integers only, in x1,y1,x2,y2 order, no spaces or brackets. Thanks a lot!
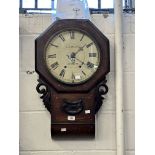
19,13,135,155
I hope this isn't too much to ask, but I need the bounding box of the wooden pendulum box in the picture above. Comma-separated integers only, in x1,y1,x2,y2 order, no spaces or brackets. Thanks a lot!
35,19,110,138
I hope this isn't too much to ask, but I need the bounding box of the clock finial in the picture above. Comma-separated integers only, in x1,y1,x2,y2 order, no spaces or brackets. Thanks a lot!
55,0,91,20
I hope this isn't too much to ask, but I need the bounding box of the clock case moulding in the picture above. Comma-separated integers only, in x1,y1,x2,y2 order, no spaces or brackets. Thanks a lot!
35,19,110,138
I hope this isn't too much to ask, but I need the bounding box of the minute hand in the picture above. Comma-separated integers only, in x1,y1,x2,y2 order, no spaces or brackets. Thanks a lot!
74,44,86,55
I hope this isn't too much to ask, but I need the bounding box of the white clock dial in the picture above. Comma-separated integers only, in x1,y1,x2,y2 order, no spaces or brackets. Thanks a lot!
45,30,100,84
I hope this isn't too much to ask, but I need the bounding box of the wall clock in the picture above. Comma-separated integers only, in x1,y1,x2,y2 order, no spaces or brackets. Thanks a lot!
35,19,110,137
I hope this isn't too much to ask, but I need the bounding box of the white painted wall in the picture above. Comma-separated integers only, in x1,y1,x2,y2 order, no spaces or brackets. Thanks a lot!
19,13,135,155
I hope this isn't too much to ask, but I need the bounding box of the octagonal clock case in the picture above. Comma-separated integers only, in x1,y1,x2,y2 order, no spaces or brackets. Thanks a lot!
35,19,110,138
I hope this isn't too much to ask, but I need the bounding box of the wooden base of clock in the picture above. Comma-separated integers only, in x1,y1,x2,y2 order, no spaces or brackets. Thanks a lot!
50,92,95,137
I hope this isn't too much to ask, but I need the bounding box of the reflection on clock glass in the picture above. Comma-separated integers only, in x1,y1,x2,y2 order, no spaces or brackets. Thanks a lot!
45,30,100,84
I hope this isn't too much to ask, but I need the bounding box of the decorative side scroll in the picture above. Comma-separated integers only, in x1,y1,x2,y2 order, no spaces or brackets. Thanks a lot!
36,79,51,113
95,78,109,114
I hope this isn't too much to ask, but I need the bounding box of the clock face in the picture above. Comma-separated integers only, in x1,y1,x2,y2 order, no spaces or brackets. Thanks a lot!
45,29,100,84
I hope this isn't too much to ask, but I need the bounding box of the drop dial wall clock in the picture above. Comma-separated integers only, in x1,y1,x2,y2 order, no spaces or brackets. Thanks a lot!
35,19,110,137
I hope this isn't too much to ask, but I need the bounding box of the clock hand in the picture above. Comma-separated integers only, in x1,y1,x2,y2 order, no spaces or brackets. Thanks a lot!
74,44,86,55
74,57,86,66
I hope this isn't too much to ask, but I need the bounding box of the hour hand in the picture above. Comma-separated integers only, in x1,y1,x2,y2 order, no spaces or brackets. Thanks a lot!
75,57,85,65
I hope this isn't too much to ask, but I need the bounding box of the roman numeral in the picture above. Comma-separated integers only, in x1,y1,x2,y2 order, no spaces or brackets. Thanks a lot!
86,42,93,48
59,69,65,77
50,43,58,48
59,34,65,42
51,62,59,70
87,61,94,68
80,34,85,41
70,31,75,39
72,73,75,80
48,54,56,58
89,53,96,57
82,71,86,76
72,73,75,83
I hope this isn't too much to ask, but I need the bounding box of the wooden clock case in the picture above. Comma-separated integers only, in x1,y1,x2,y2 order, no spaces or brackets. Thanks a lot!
35,19,110,138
